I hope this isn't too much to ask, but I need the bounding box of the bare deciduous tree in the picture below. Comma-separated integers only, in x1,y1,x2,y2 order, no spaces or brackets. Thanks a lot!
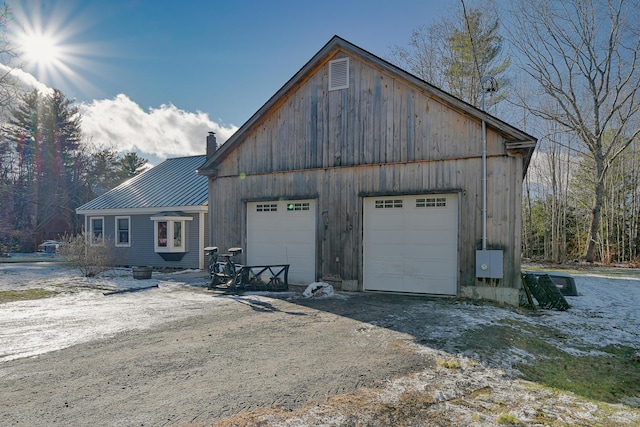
509,0,640,262
0,2,19,114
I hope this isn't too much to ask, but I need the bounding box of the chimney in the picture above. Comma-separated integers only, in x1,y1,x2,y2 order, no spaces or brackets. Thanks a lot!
206,131,217,157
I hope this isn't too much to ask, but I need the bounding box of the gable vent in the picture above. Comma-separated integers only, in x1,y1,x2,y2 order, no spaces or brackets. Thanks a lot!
329,57,349,90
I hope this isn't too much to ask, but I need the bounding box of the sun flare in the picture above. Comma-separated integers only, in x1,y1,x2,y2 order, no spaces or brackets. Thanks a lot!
22,32,60,67
9,1,106,98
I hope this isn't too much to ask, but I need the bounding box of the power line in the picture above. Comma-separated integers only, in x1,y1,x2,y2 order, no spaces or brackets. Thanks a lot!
460,0,482,81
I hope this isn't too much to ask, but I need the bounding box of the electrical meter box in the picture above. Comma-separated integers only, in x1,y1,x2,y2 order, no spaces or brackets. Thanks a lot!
476,250,503,279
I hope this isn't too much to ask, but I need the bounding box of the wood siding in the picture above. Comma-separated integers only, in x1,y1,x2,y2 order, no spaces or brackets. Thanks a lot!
208,50,525,290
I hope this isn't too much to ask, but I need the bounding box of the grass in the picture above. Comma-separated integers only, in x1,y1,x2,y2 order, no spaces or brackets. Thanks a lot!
437,359,461,369
496,413,524,425
496,319,640,404
455,319,639,405
0,288,57,303
516,341,640,404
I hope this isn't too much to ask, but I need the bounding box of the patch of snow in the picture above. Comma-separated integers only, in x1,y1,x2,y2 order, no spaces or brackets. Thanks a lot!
165,268,202,276
389,271,640,371
0,262,226,362
302,282,335,298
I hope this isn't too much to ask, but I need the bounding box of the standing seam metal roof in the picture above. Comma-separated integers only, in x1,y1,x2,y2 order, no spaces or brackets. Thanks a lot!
76,155,208,211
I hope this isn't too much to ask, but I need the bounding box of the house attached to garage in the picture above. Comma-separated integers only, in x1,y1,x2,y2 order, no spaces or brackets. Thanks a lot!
197,36,536,305
77,155,209,270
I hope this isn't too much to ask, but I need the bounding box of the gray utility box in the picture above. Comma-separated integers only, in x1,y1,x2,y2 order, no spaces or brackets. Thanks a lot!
476,250,504,279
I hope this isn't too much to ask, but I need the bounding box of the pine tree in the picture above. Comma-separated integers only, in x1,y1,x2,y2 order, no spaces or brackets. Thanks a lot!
1,89,83,246
443,7,510,108
118,152,148,182
389,0,510,109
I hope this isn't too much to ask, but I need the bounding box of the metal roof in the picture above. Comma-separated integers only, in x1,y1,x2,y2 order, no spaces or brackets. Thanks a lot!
77,155,208,212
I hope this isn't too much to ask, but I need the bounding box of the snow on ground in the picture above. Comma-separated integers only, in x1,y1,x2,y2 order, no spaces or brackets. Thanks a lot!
0,261,229,362
532,273,640,351
409,270,640,368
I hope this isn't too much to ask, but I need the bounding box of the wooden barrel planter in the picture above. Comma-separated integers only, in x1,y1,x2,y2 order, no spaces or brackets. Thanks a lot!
132,266,153,280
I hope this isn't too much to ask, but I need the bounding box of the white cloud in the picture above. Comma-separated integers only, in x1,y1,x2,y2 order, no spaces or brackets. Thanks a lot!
78,94,238,163
0,66,238,165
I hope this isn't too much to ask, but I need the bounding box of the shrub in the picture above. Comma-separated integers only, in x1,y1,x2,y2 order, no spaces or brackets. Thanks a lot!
0,229,35,253
58,233,123,277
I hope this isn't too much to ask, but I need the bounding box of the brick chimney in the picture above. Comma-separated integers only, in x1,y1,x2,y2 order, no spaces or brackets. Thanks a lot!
206,131,217,157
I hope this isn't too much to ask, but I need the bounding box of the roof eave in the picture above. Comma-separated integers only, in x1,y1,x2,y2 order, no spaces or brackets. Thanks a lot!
76,204,208,216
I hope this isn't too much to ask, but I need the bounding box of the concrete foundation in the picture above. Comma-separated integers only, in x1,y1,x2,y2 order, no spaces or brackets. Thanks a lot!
461,286,520,306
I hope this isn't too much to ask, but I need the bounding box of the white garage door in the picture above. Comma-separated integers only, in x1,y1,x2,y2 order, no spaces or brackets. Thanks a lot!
247,200,316,284
363,194,458,295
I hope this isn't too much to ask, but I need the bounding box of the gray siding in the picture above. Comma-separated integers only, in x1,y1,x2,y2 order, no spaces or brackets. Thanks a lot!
88,213,205,269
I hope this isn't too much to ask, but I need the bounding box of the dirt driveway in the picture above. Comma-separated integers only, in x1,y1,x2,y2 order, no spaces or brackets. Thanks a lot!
0,290,432,426
0,262,639,426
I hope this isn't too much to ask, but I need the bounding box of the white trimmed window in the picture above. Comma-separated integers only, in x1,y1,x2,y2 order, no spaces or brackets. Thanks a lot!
89,217,104,246
150,214,192,253
115,216,131,247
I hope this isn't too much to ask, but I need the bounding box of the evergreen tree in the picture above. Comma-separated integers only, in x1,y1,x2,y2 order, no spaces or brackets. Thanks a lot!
118,151,148,182
390,0,510,109
87,148,121,195
1,89,83,246
2,89,43,234
443,6,510,108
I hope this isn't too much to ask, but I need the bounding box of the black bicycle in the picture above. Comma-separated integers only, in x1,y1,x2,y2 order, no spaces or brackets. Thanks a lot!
205,246,244,290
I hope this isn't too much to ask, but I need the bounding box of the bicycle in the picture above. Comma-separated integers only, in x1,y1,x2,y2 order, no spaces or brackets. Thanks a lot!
205,246,244,290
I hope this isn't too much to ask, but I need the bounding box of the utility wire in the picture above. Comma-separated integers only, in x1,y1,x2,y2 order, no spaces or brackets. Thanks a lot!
460,0,482,84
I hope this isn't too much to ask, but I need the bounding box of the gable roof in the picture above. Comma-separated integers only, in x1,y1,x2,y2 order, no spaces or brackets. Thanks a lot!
77,155,208,214
197,35,536,175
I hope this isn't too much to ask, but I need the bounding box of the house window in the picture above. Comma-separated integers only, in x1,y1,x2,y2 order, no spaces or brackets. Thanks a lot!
151,213,192,253
115,216,131,247
90,217,104,245
173,221,182,248
157,221,168,248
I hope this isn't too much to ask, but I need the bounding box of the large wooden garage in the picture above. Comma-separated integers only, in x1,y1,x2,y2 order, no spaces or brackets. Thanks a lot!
198,36,536,305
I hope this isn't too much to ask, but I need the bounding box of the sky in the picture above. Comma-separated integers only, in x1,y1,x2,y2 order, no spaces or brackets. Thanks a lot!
6,0,452,166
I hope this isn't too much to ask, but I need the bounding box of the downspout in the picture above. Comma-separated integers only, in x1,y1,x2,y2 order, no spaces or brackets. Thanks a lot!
474,77,504,286
480,76,496,250
481,111,487,250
